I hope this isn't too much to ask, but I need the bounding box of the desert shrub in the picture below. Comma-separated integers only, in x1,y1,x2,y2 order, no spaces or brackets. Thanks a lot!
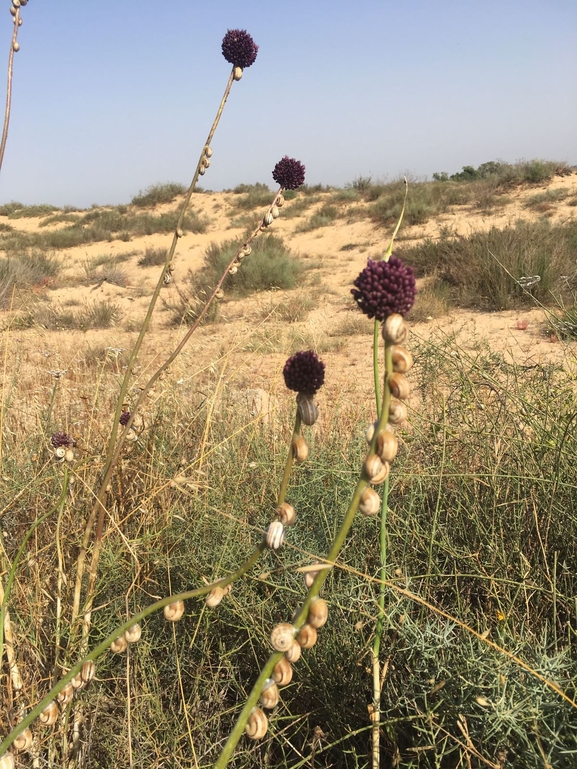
433,158,565,186
524,187,569,210
39,212,82,227
348,175,373,192
331,188,361,202
0,250,60,308
138,247,167,267
203,234,302,295
33,299,122,329
229,182,272,210
0,201,60,218
131,182,187,207
399,219,577,310
295,203,339,232
281,194,320,218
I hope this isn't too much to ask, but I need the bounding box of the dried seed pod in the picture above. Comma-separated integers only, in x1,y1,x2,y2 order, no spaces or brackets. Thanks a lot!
38,701,59,726
388,400,407,425
0,754,15,768
110,635,128,654
164,600,185,622
272,656,293,686
359,487,381,516
245,707,267,740
13,727,32,751
81,660,96,684
377,431,398,463
276,502,296,526
205,586,225,607
265,520,285,550
233,66,243,81
297,393,319,426
270,622,295,652
271,205,280,219
297,623,318,649
391,346,413,373
307,598,328,629
263,211,274,227
389,373,410,400
54,447,66,461
276,194,285,207
260,679,280,709
285,639,302,662
57,683,74,706
292,435,309,464
124,623,142,643
65,448,74,462
382,313,407,345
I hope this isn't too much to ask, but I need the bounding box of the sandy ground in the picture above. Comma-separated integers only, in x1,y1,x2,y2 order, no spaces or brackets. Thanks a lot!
1,173,576,410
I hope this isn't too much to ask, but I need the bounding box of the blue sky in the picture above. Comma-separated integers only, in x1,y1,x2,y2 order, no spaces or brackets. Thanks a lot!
0,0,575,207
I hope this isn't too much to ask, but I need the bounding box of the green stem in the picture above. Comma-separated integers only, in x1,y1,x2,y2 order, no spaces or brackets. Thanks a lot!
373,320,381,417
0,468,69,671
278,410,301,505
0,545,263,757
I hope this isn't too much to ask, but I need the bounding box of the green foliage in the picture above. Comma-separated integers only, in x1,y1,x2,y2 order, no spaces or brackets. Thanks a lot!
433,158,565,185
0,250,61,308
137,246,167,267
229,182,272,210
398,219,577,310
131,182,187,207
32,299,122,329
0,201,60,218
295,203,339,232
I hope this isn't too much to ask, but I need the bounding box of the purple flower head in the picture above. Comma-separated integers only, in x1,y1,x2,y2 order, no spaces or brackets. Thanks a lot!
283,350,325,396
51,431,74,449
119,411,131,426
272,156,306,190
351,255,417,321
221,29,258,68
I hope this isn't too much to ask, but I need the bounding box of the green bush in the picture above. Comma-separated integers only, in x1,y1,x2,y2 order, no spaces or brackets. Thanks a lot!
131,182,187,207
0,250,61,308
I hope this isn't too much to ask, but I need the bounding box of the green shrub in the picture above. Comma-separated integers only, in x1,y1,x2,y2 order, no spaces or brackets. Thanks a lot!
229,182,272,210
138,247,167,267
131,182,187,207
0,201,60,218
0,250,61,308
295,203,339,232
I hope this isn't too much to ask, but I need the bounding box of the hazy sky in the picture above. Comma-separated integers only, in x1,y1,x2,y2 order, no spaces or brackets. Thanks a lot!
0,0,575,207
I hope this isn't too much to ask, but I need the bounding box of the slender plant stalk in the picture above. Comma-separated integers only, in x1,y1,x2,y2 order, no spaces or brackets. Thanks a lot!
0,6,21,174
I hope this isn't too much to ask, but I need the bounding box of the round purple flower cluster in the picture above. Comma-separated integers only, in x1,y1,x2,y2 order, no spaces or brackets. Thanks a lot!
351,255,417,320
119,411,131,426
51,431,74,448
272,156,306,190
221,29,258,69
283,350,325,395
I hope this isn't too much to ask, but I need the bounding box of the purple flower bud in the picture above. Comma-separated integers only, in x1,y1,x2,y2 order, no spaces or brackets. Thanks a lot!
119,412,131,426
51,431,74,448
221,29,258,69
351,255,417,320
272,156,306,190
283,350,325,395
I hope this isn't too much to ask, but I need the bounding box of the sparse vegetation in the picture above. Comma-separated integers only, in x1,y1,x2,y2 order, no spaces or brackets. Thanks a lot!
0,250,60,307
131,182,187,207
137,246,167,267
295,203,339,232
0,201,60,218
229,182,273,210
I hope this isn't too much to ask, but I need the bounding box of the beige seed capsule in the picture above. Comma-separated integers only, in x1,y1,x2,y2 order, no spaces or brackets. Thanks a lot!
124,623,142,643
292,435,309,464
260,679,280,709
284,639,302,662
13,727,33,751
272,656,293,686
205,586,225,607
359,487,381,516
297,623,318,649
110,635,128,654
389,373,410,400
377,431,398,463
391,346,413,373
245,707,267,739
270,622,296,652
307,598,328,629
164,600,185,622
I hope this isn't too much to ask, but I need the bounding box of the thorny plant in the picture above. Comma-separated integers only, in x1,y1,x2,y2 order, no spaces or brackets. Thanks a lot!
1,18,577,769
